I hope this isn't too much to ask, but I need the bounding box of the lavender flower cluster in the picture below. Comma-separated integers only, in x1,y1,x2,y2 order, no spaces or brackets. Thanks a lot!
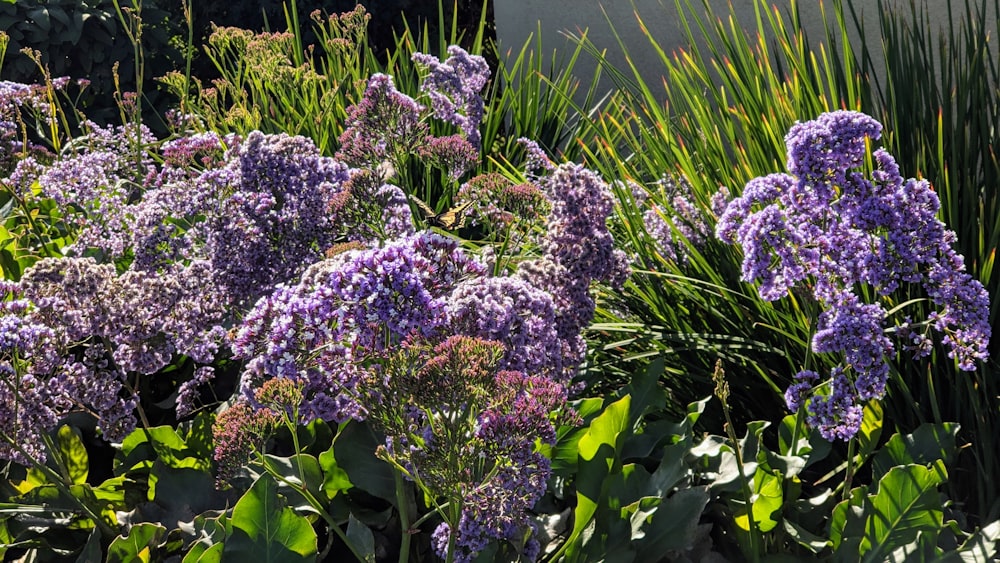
225,142,627,557
230,232,487,422
0,255,226,463
717,110,991,440
517,162,631,379
337,47,486,185
412,46,491,149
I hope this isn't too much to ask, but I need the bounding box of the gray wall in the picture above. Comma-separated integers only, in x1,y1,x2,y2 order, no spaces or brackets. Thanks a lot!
493,0,998,105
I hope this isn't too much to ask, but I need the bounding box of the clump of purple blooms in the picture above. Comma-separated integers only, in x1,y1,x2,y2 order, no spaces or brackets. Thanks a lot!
0,254,228,463
716,110,991,440
412,46,491,149
517,163,631,379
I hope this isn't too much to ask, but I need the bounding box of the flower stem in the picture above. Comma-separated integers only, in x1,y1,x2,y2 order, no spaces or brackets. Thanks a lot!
395,470,412,563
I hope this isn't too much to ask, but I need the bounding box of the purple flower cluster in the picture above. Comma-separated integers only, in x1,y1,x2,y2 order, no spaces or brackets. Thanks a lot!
716,110,991,440
0,256,230,453
447,276,564,377
517,164,631,379
412,46,491,148
336,73,427,169
358,336,568,563
0,281,58,464
231,232,486,422
203,131,351,306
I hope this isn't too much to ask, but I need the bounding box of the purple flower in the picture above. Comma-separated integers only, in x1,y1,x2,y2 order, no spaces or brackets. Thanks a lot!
447,276,564,378
807,368,863,442
232,232,486,422
716,110,990,440
413,46,491,148
337,73,427,168
516,163,630,378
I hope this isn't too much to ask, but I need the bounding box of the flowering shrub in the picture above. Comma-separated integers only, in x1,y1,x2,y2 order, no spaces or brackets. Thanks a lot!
0,42,632,561
717,110,991,440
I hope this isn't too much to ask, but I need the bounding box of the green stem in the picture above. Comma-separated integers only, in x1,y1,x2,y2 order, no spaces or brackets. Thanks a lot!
788,406,806,458
723,413,762,563
842,437,857,501
395,470,412,563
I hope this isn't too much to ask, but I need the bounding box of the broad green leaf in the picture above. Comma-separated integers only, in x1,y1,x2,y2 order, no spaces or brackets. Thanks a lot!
861,461,947,561
196,542,224,563
117,425,199,472
733,469,783,533
106,523,166,563
631,488,709,555
830,486,868,550
224,474,317,562
317,448,353,498
887,530,941,562
148,462,219,526
872,423,959,481
578,395,632,463
333,421,396,504
56,425,89,486
346,514,376,563
856,401,884,462
620,358,668,424
563,395,632,560
180,513,227,563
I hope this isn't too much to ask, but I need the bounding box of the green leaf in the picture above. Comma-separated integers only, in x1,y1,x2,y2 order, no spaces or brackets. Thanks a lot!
263,454,327,513
830,486,868,551
56,425,88,485
782,518,830,554
861,461,947,561
180,513,227,563
631,487,709,555
578,395,632,463
317,447,352,498
106,523,166,563
619,358,668,424
856,401,884,462
346,514,375,563
733,469,783,533
333,421,396,504
224,474,317,562
872,423,959,481
886,530,941,562
954,519,1000,561
74,528,101,563
563,395,632,560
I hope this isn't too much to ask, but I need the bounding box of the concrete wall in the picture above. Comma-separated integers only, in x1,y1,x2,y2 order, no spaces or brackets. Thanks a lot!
493,0,998,105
